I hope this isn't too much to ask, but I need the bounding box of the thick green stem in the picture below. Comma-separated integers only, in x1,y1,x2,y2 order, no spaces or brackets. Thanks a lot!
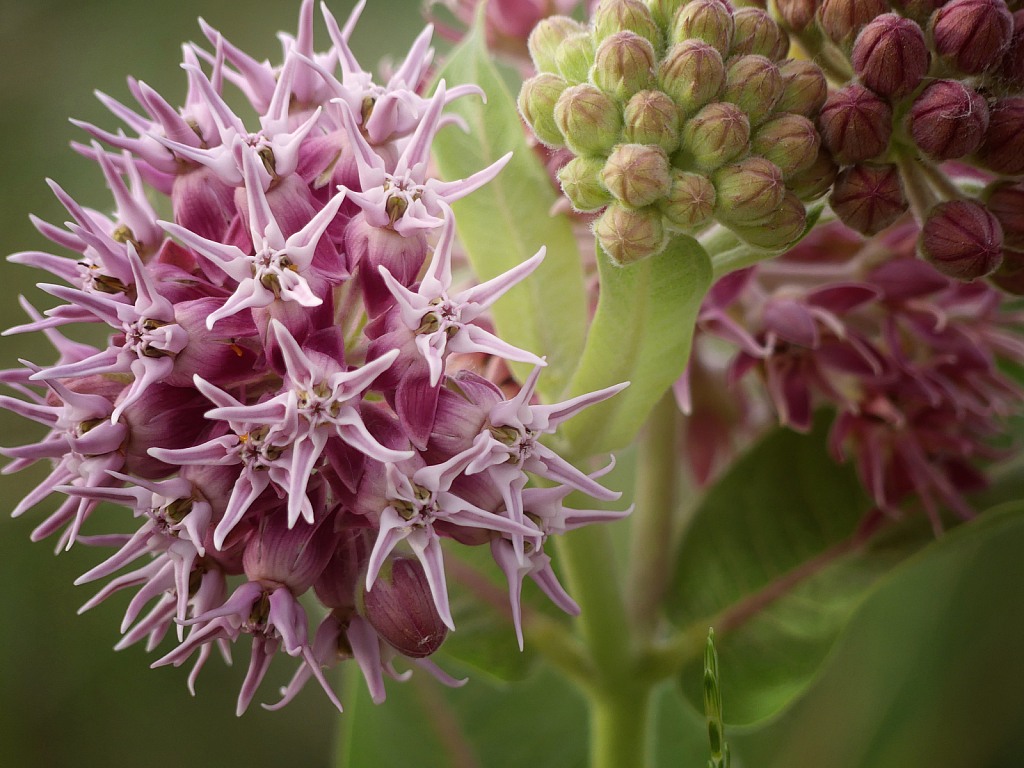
588,685,654,768
626,391,679,644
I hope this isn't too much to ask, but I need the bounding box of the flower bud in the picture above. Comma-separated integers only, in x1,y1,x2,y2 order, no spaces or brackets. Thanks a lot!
775,60,828,118
559,156,614,211
785,147,839,201
659,170,718,230
995,10,1024,86
985,181,1024,250
979,97,1024,176
908,80,989,161
593,0,663,49
771,0,818,33
931,0,1014,74
519,74,569,147
712,156,787,223
730,191,807,249
991,249,1024,295
680,101,752,171
818,0,888,46
851,14,930,100
555,84,624,156
556,32,596,84
360,556,448,658
659,41,726,115
602,144,673,207
731,8,790,60
817,84,892,164
751,113,820,178
623,90,683,153
594,204,669,265
721,55,784,126
919,200,1004,281
529,16,588,73
592,32,657,101
829,164,908,236
889,0,949,25
648,0,689,28
671,0,736,57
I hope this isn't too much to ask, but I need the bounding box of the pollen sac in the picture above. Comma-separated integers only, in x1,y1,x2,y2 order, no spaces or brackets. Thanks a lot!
519,73,570,147
559,156,615,212
594,204,669,265
920,200,1005,281
908,80,990,162
851,14,930,100
592,31,658,101
360,556,449,659
555,84,624,156
829,164,909,236
817,84,892,165
602,143,673,208
529,16,588,73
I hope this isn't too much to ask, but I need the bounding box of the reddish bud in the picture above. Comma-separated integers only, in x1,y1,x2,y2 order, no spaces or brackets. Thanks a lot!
908,80,990,161
659,41,726,115
990,249,1024,295
829,164,908,236
361,557,448,658
817,84,893,164
731,8,790,60
670,0,736,57
243,513,336,593
979,97,1024,176
919,200,1004,281
985,181,1024,249
931,0,1014,74
851,15,930,99
889,0,950,25
772,0,818,33
786,147,840,201
818,0,888,46
775,60,828,118
721,54,784,126
995,10,1024,85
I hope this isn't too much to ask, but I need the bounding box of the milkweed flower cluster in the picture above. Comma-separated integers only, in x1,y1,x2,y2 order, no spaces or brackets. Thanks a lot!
0,0,630,716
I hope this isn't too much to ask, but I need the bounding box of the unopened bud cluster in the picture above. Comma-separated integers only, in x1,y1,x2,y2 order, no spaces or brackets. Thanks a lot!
519,0,832,264
772,0,1024,283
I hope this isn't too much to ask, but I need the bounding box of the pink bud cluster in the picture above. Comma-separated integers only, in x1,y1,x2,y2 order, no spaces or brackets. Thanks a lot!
0,1,629,716
683,221,1024,532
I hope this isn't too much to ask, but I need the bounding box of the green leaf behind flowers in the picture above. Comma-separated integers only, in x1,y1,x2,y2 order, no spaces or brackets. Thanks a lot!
430,11,588,403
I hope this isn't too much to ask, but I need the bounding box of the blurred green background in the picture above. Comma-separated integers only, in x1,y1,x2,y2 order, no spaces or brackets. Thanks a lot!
1,1,1023,766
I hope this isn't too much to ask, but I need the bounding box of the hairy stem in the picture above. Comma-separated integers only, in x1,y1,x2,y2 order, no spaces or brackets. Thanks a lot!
626,391,680,644
589,685,654,768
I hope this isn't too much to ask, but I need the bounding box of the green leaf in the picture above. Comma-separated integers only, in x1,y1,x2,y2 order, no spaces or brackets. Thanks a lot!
559,236,712,457
430,13,588,402
339,661,589,768
665,413,934,726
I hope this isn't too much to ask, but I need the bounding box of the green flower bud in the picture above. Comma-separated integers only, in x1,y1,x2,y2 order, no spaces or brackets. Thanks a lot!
594,203,669,265
785,147,839,201
555,84,623,156
721,55,784,126
558,156,614,212
647,0,689,29
623,90,683,153
670,0,736,58
519,74,570,147
730,191,807,249
556,32,596,84
731,8,790,61
680,101,751,171
751,113,820,178
602,143,673,208
593,0,663,49
659,170,717,231
713,156,786,223
659,41,726,115
592,32,657,101
775,59,828,118
529,16,587,74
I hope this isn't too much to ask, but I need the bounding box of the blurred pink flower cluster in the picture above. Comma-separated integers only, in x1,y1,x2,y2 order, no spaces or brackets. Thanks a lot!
0,0,629,715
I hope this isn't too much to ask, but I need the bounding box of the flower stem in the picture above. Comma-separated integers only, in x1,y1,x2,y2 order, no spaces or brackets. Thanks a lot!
588,685,654,768
626,391,679,644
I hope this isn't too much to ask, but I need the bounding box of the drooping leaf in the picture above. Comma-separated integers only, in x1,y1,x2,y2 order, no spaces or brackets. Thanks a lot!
559,236,712,458
430,13,588,402
664,413,972,726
